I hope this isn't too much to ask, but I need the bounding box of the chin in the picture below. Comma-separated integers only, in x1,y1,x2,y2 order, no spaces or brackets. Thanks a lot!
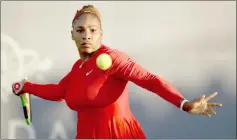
81,48,94,54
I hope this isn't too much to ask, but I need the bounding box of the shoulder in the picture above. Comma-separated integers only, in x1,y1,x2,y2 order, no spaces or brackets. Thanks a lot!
99,45,129,61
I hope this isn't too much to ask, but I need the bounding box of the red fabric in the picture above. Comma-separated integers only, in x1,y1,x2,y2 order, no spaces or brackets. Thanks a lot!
23,45,184,139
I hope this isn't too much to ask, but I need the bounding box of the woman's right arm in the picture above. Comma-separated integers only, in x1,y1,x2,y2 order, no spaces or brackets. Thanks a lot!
22,61,79,102
23,72,71,102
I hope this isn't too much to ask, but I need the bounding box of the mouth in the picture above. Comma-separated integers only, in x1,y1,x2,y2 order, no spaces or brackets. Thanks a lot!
81,43,92,47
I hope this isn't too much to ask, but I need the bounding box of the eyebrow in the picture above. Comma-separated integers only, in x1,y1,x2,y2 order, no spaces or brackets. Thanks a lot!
75,26,84,29
75,25,100,29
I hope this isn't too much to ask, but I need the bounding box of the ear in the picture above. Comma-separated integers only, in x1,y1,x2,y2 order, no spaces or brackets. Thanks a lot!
100,29,103,38
71,30,75,40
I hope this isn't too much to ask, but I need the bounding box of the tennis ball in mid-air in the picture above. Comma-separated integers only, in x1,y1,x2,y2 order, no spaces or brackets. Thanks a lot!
96,53,112,70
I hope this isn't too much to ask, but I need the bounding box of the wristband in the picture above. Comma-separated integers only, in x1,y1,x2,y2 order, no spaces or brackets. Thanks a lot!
180,99,189,111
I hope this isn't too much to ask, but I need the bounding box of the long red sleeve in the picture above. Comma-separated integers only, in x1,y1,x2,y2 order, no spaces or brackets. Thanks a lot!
22,59,81,102
109,50,184,108
23,71,71,101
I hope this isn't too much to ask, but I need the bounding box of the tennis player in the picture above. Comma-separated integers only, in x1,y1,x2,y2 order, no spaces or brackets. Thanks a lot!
12,5,222,139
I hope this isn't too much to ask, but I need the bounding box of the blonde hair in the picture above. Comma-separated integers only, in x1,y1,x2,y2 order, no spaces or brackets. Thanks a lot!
72,5,101,24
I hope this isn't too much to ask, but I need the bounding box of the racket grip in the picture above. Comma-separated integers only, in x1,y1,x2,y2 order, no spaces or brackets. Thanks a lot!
20,93,31,125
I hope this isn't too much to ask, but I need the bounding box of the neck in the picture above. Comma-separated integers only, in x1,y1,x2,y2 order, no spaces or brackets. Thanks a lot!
80,44,102,62
78,44,102,62
79,52,94,62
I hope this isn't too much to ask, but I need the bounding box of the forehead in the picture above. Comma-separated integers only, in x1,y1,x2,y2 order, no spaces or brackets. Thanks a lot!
73,13,101,28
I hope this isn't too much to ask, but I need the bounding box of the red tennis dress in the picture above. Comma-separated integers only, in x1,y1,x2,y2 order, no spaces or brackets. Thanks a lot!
23,45,184,139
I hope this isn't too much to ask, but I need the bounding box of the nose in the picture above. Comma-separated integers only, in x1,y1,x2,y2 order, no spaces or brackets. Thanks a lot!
82,30,91,40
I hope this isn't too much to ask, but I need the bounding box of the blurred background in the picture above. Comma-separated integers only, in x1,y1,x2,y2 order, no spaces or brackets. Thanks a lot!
1,1,236,139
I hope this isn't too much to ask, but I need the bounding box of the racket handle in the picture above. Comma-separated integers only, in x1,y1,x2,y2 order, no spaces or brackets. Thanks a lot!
20,93,32,125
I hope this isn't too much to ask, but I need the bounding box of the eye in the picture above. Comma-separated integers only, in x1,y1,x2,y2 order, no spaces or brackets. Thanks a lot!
91,29,96,33
76,29,84,33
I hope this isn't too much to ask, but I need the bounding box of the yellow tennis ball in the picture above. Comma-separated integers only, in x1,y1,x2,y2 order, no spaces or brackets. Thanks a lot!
96,53,112,70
